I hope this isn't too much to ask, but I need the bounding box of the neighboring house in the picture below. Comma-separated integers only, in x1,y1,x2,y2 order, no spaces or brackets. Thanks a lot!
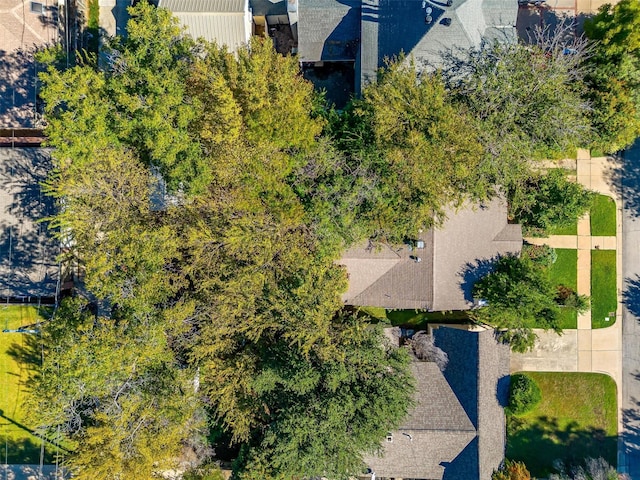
157,0,253,51
340,196,523,311
298,0,517,94
0,148,58,303
0,0,59,128
364,326,510,480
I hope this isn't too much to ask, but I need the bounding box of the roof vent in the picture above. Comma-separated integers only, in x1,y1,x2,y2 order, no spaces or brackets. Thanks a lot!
386,433,393,442
30,1,43,13
416,239,425,249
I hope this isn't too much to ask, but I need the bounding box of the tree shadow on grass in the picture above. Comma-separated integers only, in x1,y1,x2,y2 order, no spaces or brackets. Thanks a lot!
507,415,617,478
0,435,56,464
6,332,43,385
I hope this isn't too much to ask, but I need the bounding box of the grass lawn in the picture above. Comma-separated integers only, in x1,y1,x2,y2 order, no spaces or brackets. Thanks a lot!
591,250,617,328
359,307,469,328
507,372,617,478
0,305,57,463
590,194,617,237
548,249,578,329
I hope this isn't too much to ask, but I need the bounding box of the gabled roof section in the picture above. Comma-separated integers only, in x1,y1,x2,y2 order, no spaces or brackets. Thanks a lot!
339,196,522,311
365,328,510,480
358,0,517,90
158,0,251,51
160,0,246,11
434,327,510,480
430,196,522,312
298,0,360,62
364,361,475,480
402,361,475,432
340,230,434,309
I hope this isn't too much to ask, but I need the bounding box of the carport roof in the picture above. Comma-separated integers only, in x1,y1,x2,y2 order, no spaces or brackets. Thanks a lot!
0,148,58,299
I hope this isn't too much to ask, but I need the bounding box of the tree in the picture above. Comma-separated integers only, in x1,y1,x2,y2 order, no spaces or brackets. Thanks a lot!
583,0,640,152
509,170,594,236
472,255,562,352
232,318,414,480
409,331,449,371
493,459,532,480
29,297,206,479
443,36,592,163
35,3,415,477
330,59,488,241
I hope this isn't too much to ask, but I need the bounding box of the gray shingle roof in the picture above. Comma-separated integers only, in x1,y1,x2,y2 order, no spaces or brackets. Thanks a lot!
364,327,510,480
298,0,361,62
340,196,522,311
364,361,475,480
158,0,251,50
358,0,518,89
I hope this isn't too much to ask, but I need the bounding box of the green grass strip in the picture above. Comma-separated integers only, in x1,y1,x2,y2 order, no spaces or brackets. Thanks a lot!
590,194,617,237
591,250,617,328
548,249,578,329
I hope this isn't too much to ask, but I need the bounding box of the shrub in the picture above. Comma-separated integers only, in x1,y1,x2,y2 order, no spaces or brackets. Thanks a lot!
507,373,542,416
522,244,557,267
556,285,590,313
493,459,532,480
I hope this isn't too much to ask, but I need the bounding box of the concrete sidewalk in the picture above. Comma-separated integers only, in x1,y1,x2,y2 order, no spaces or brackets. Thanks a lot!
512,149,623,430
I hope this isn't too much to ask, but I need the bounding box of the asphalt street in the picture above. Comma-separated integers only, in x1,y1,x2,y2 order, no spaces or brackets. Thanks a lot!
621,139,640,479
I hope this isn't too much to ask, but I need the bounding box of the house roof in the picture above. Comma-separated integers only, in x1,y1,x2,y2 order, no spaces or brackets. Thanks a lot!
158,0,251,51
297,0,361,62
249,0,288,17
340,196,522,311
0,148,58,300
358,0,517,91
364,327,510,480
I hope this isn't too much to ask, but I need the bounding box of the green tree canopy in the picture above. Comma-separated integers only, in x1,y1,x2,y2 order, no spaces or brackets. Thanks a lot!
29,298,205,479
509,169,594,236
34,3,415,477
329,60,488,241
472,255,561,352
444,40,591,162
583,0,640,152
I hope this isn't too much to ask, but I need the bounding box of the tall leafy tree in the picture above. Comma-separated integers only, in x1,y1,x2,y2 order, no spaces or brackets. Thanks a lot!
331,60,487,241
472,255,562,352
35,3,415,477
30,298,206,479
443,39,591,163
509,169,594,236
584,0,640,152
